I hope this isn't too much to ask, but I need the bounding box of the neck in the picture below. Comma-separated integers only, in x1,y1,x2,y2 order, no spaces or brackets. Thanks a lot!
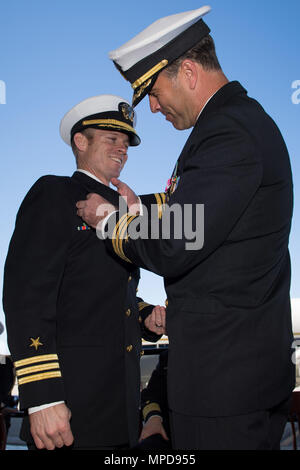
193,71,229,124
77,166,110,186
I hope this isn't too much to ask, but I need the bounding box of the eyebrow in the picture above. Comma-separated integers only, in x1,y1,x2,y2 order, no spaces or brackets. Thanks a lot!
105,132,129,145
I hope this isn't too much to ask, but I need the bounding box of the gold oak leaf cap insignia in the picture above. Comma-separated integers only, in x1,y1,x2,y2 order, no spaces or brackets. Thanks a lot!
29,337,43,351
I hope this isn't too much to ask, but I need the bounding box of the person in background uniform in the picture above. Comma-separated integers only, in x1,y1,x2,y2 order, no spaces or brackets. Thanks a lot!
3,95,165,451
76,7,295,450
138,349,171,450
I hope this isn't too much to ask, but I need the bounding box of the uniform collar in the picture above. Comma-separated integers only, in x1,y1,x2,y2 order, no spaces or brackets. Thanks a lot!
196,81,247,125
76,169,107,186
71,171,121,207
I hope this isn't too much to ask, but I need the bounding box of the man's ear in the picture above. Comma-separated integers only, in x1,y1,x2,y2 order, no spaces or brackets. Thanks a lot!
180,60,198,90
73,132,89,152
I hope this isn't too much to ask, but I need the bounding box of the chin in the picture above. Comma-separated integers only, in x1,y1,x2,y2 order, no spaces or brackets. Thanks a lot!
172,121,186,131
173,119,194,131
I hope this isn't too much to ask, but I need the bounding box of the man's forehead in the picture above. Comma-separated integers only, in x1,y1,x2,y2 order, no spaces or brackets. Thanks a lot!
149,71,171,94
95,128,129,142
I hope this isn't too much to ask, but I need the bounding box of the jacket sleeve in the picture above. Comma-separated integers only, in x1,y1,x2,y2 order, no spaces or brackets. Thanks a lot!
141,351,168,423
104,113,263,278
2,176,72,410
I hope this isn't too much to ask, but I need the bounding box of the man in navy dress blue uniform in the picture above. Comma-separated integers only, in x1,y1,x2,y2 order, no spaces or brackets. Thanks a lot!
3,95,164,450
77,7,295,449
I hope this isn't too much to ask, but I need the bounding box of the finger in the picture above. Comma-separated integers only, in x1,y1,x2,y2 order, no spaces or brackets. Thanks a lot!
60,427,74,447
153,308,163,327
32,433,46,450
149,312,158,329
52,433,64,449
111,177,121,188
146,316,158,333
156,326,165,334
153,306,166,328
76,201,85,208
35,432,56,450
160,307,166,328
43,426,64,450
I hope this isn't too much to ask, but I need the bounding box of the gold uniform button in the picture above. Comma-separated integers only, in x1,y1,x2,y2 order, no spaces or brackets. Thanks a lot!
165,299,168,307
138,316,142,323
126,309,131,317
140,350,144,357
126,345,133,353
128,276,132,282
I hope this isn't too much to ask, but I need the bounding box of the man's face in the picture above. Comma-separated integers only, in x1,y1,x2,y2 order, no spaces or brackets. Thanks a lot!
83,129,129,185
148,70,192,130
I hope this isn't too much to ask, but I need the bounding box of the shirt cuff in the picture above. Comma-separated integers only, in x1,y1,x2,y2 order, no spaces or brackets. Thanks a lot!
28,401,65,414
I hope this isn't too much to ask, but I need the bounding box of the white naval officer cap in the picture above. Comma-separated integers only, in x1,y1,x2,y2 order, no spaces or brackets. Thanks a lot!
109,6,211,106
60,94,141,147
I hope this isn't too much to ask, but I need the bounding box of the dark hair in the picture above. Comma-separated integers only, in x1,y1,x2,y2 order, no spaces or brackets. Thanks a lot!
165,34,221,78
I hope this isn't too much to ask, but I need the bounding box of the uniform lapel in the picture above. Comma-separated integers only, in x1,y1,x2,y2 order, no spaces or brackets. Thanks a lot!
71,171,121,208
196,81,247,124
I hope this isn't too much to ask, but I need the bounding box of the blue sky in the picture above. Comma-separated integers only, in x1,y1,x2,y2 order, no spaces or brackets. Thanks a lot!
0,0,299,351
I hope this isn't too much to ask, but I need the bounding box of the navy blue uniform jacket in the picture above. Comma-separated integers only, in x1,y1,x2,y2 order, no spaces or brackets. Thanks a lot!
106,81,295,417
3,171,158,447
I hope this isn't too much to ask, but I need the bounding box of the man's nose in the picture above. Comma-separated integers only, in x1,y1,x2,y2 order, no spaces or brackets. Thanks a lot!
116,143,128,155
149,95,160,114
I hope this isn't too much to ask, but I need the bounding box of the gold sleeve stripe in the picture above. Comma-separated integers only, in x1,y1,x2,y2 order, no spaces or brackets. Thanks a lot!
142,402,162,421
161,193,166,204
18,371,62,386
118,214,134,251
154,193,165,220
154,193,161,218
111,217,122,259
112,213,136,264
16,362,60,377
112,214,130,262
138,302,151,311
113,213,130,254
14,354,59,368
118,215,137,263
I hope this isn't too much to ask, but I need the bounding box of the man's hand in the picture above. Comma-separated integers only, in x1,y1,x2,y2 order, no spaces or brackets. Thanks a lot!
76,180,140,229
111,178,140,214
29,403,74,450
76,193,115,229
139,416,169,442
145,305,166,335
